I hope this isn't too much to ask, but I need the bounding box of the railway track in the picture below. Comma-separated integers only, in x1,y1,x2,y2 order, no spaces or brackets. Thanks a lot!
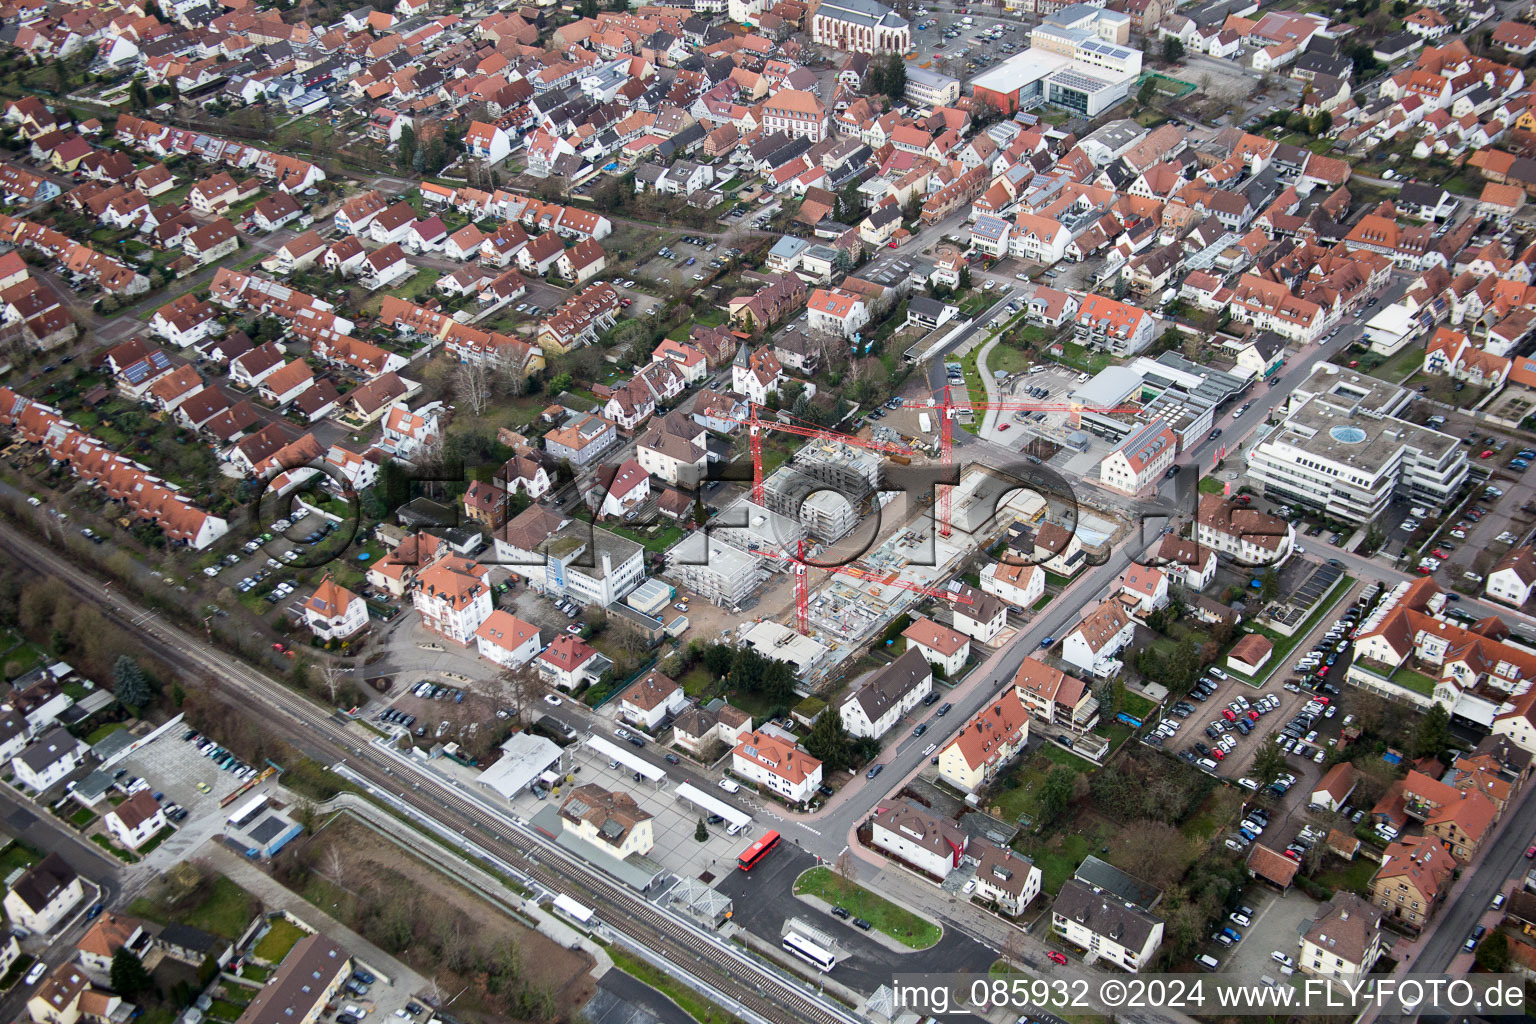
0,524,855,1024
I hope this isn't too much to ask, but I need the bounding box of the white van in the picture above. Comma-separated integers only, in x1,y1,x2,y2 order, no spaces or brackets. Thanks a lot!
1195,954,1220,971
718,778,741,793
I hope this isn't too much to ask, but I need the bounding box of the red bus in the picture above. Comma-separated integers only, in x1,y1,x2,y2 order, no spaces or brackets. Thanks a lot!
737,830,781,871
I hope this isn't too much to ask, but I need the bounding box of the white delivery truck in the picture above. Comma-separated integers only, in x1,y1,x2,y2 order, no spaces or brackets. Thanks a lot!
919,412,933,434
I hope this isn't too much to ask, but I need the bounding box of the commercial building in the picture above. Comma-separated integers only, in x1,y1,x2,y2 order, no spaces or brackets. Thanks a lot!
905,67,961,108
559,785,654,860
1245,364,1467,523
497,515,645,608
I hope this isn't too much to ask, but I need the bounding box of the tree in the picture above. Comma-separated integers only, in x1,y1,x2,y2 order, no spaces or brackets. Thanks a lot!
1260,568,1279,602
1138,77,1156,107
1411,703,1450,758
130,79,149,113
453,360,493,416
694,817,708,842
1038,764,1079,826
1161,37,1185,62
1476,931,1511,973
110,950,151,998
1310,110,1332,135
804,708,854,773
547,372,573,396
113,655,152,711
1249,733,1288,787
396,123,417,172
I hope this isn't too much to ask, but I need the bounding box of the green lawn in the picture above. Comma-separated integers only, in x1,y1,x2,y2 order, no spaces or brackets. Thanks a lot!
986,339,1033,377
129,875,255,939
0,842,37,881
1364,342,1425,385
1390,666,1437,695
677,665,713,698
206,1001,245,1023
1311,855,1377,896
606,521,683,553
607,946,736,1024
1048,341,1111,375
1199,475,1225,495
794,867,941,949
84,723,124,745
253,918,306,962
1016,823,1114,895
239,964,271,983
69,807,97,828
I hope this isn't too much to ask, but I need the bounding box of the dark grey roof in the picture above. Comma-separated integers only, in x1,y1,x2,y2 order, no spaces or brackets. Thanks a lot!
1074,854,1163,910
842,648,931,724
9,852,77,914
17,727,77,774
1054,878,1162,950
158,922,226,954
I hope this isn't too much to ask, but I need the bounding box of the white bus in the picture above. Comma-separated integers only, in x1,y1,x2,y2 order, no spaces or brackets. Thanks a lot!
782,933,835,973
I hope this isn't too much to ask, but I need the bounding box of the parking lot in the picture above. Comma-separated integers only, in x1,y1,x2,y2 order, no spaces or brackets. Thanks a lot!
1208,884,1320,985
634,235,740,294
1158,577,1369,793
911,7,1027,82
111,728,260,868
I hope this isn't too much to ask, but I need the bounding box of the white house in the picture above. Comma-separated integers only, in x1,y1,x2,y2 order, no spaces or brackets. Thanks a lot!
473,611,541,670
968,838,1043,916
936,688,1030,793
412,555,492,645
980,561,1045,610
1099,421,1177,495
301,579,369,641
1009,212,1072,264
535,635,608,691
464,121,512,164
12,727,85,792
598,460,651,518
731,730,823,804
1196,494,1294,566
1034,522,1086,577
806,287,870,339
1311,763,1357,813
1487,546,1536,608
902,617,970,677
103,791,166,850
1060,599,1135,678
1155,535,1217,592
838,649,932,739
618,670,687,731
870,800,967,879
1299,895,1384,986
1053,878,1164,972
3,854,83,935
949,586,1008,644
1118,566,1169,616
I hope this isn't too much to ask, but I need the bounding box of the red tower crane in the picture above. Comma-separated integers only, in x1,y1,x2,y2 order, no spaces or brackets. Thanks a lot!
724,403,919,506
901,387,1141,539
762,542,973,637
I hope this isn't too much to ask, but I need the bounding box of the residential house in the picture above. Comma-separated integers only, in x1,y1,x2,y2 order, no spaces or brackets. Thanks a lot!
103,791,166,850
870,800,967,879
838,648,933,739
936,687,1030,793
731,730,823,804
473,611,541,670
618,670,687,731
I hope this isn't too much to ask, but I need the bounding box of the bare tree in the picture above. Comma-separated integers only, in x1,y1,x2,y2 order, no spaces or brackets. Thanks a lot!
834,848,856,886
453,360,493,416
321,843,347,885
319,661,348,706
497,666,543,723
